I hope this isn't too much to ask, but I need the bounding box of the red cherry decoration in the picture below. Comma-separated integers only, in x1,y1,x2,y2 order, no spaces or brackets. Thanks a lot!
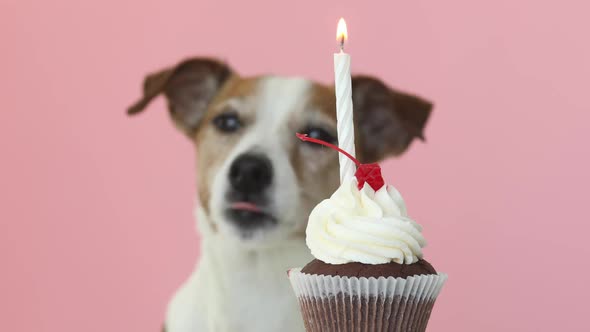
296,133,385,191
354,163,385,191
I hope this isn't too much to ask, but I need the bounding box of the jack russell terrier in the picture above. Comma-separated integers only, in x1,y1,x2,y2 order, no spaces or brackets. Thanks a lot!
127,57,432,332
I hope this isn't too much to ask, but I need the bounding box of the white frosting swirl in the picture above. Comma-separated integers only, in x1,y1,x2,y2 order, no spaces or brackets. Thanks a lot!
306,178,426,265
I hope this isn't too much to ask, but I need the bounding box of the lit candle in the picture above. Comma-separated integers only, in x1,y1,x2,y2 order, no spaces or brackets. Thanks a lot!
334,18,356,183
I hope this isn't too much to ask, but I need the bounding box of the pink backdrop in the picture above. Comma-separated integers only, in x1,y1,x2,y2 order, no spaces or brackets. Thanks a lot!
2,0,589,331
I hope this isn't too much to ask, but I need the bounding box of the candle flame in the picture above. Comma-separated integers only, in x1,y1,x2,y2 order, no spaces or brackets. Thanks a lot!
336,18,348,47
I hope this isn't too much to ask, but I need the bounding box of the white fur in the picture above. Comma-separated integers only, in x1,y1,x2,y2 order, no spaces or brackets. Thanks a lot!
210,77,312,243
165,77,315,332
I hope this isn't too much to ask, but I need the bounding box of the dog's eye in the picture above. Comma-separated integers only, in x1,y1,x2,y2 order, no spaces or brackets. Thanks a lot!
212,113,242,133
301,127,337,147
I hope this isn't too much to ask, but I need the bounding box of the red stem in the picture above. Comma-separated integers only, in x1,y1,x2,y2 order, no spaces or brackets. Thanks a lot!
296,133,361,166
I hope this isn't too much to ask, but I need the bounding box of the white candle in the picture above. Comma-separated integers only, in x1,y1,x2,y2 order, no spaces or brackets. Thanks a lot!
334,18,356,183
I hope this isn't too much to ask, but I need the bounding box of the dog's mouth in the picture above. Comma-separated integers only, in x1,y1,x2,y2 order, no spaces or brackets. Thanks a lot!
225,200,278,229
231,201,263,213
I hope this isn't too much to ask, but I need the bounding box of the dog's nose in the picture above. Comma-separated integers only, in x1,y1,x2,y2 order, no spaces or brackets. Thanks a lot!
229,154,273,194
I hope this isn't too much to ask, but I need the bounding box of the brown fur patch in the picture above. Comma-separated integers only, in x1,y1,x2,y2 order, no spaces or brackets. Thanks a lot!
287,82,342,236
289,82,338,187
308,83,337,122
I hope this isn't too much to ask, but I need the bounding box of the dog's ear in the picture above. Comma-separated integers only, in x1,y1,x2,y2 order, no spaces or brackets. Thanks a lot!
127,57,233,135
352,76,432,163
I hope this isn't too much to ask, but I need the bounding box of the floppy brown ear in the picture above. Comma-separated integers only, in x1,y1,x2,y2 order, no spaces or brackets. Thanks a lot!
126,57,233,135
352,76,433,163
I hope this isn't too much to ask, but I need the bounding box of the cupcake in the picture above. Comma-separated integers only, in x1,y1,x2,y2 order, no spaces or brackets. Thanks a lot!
288,134,447,332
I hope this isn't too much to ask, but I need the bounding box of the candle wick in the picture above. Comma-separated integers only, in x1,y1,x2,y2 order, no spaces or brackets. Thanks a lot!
339,37,345,52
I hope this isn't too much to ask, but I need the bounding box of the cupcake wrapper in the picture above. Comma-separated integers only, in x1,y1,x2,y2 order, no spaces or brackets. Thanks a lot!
288,268,447,332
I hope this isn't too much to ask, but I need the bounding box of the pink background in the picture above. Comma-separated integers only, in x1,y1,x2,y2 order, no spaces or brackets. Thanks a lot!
1,0,588,331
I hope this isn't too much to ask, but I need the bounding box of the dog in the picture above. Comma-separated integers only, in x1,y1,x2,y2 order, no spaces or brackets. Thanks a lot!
127,57,432,332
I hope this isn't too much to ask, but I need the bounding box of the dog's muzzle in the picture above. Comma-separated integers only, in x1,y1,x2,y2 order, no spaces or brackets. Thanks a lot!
225,153,277,231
